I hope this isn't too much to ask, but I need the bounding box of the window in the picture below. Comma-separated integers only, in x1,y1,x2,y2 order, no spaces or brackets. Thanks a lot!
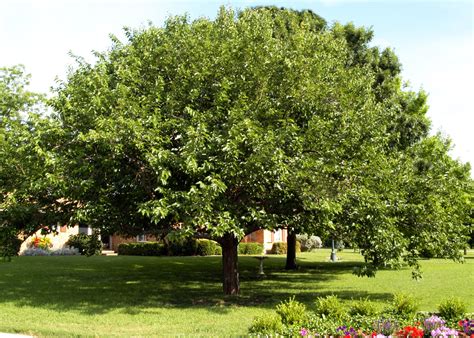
274,229,282,242
137,234,146,242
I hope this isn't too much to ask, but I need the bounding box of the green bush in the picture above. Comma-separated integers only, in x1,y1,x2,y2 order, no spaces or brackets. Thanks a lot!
296,234,322,252
238,243,263,255
349,298,379,316
248,314,283,335
118,242,166,256
166,237,198,256
438,297,467,323
271,241,287,254
314,295,347,321
66,233,102,256
276,296,307,326
389,293,419,319
270,241,301,254
195,239,221,256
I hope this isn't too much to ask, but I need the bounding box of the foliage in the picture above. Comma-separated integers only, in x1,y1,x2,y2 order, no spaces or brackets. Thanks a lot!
195,239,221,256
349,297,379,316
271,242,287,254
1,66,66,261
296,234,322,252
238,243,264,255
249,292,469,336
166,237,198,256
270,241,301,255
118,242,167,256
118,238,221,256
388,293,419,319
0,228,22,261
65,233,101,256
314,295,348,321
248,314,283,335
275,296,307,326
438,297,467,324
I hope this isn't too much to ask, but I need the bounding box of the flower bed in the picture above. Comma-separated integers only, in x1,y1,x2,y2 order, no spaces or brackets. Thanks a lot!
249,294,473,337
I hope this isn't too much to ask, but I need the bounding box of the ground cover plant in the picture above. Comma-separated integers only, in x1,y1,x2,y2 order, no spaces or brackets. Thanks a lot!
0,250,472,336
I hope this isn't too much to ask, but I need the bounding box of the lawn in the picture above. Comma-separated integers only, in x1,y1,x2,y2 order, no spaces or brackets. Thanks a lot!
0,249,473,336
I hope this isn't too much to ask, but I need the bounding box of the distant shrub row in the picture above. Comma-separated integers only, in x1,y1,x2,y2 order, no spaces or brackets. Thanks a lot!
118,239,222,256
118,240,267,256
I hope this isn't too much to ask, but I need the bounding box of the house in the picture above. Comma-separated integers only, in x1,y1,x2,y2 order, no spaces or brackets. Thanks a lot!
20,226,288,254
241,229,288,252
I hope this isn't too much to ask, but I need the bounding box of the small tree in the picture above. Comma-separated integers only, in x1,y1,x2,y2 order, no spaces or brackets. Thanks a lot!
0,66,66,259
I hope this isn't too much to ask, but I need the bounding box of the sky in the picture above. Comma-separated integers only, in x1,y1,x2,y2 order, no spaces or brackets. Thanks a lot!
1,0,472,172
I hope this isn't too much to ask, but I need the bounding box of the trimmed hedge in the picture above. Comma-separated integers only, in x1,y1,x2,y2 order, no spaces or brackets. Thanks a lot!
118,239,221,256
196,239,222,256
270,241,301,254
238,243,264,255
166,238,198,256
118,242,166,256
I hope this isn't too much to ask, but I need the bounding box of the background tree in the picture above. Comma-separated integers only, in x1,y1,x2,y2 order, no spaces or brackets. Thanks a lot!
0,66,65,259
248,7,434,270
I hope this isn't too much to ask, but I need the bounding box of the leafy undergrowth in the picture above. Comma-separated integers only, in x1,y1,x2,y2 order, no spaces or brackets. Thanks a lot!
0,249,472,336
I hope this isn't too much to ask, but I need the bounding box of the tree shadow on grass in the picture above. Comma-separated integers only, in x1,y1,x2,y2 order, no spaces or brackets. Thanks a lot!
0,255,393,315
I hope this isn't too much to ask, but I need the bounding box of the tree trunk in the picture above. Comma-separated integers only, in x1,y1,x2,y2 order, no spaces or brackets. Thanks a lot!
221,232,240,295
285,230,297,270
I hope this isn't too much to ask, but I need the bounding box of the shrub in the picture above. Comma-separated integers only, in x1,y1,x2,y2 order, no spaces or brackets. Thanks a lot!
349,298,379,316
270,241,301,254
271,241,287,254
196,239,221,256
21,248,51,256
118,242,166,256
248,314,283,335
297,234,322,252
438,297,467,323
166,237,198,256
389,293,419,319
314,295,347,321
50,247,80,256
66,233,102,256
276,296,307,325
238,243,264,255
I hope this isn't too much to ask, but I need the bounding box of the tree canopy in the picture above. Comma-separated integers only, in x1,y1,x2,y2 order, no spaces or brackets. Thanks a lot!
1,7,472,294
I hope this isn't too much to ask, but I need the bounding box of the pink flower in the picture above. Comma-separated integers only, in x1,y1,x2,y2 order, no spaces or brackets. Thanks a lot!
300,328,308,336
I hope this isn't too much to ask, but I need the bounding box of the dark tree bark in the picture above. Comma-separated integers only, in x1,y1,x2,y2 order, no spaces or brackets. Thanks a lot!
221,232,240,295
285,230,297,270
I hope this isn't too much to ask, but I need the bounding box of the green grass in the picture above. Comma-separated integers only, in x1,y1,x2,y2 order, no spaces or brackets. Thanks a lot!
0,249,472,336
